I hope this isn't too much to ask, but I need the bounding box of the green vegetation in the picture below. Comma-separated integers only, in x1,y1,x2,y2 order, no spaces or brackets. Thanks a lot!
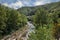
0,4,27,38
18,2,60,16
0,1,60,40
28,2,60,40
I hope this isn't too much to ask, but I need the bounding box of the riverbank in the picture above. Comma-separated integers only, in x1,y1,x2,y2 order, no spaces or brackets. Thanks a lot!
1,22,35,40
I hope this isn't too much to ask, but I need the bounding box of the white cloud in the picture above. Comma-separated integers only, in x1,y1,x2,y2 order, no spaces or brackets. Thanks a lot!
2,0,24,9
34,1,44,6
34,0,60,6
2,0,60,9
2,3,9,6
10,1,23,9
2,0,32,9
34,0,52,6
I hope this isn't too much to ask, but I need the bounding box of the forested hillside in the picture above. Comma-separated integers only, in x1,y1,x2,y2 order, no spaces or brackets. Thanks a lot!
18,2,60,16
0,4,27,39
18,1,60,40
0,1,60,40
27,2,60,40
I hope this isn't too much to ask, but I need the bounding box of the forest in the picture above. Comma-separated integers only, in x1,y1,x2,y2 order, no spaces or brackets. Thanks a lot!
0,4,27,39
0,1,60,40
18,1,60,40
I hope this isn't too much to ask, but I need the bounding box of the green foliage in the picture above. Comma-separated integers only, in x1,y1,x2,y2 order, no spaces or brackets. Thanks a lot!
17,1,60,40
28,8,55,40
0,5,27,36
32,8,48,27
17,7,36,16
0,1,60,40
18,2,60,16
29,24,55,40
28,2,60,39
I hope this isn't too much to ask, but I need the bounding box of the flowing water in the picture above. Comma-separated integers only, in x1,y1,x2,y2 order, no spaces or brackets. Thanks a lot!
1,22,35,40
21,22,35,40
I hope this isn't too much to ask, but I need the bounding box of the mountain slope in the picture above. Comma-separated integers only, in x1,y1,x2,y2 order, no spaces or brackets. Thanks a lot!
17,1,60,16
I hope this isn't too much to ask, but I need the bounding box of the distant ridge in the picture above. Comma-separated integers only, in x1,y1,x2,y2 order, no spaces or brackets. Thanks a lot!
17,1,60,16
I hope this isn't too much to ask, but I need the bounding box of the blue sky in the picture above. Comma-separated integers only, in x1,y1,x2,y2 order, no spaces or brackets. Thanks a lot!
0,0,60,9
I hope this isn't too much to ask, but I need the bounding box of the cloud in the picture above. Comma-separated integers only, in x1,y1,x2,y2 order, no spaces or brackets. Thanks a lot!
2,0,60,9
34,0,60,6
20,0,34,6
2,3,9,6
2,0,33,9
34,1,44,6
9,1,24,9
34,0,49,6
2,0,24,9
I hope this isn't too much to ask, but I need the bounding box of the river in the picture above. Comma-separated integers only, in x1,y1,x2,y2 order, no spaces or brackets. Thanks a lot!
25,22,35,40
21,22,35,40
1,22,35,40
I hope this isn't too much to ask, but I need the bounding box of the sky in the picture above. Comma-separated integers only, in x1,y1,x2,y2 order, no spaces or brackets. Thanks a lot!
0,0,60,9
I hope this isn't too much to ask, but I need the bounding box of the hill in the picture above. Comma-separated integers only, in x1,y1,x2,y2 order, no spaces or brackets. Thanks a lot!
17,1,60,16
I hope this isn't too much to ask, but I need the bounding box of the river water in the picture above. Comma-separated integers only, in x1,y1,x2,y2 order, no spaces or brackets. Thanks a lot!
22,22,35,40
1,22,35,40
